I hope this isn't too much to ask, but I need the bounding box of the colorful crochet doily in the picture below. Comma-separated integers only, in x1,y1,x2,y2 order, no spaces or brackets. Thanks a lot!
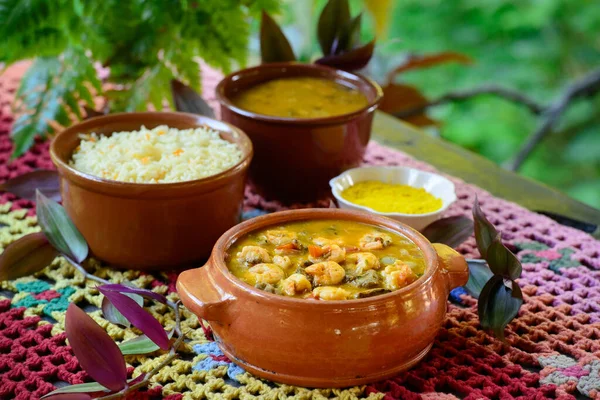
1,63,600,400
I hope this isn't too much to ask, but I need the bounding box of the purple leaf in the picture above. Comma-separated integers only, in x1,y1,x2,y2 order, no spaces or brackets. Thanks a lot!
315,39,375,71
102,292,143,328
0,232,58,281
99,288,170,350
464,260,494,299
119,331,173,355
171,79,215,118
128,373,146,385
260,11,295,63
472,197,498,259
0,170,60,202
36,190,88,262
420,216,474,249
43,394,92,400
65,304,127,392
98,283,167,304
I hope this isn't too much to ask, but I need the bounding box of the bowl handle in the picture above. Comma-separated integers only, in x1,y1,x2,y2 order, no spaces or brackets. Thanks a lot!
176,265,236,325
432,243,469,291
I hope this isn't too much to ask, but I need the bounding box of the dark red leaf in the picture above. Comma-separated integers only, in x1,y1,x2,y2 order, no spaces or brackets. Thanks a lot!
486,234,522,280
315,39,375,71
43,394,92,400
473,197,499,259
98,283,167,304
0,232,58,281
386,52,473,83
380,83,438,127
102,292,143,328
420,216,474,248
0,170,60,202
99,288,170,350
317,0,351,55
260,11,295,63
65,304,127,392
332,13,362,55
171,79,215,117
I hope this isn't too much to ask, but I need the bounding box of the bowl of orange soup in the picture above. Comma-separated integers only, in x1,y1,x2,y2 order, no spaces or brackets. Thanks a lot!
216,63,383,203
177,208,468,387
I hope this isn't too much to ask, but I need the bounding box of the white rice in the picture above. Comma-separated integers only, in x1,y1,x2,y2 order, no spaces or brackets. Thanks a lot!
70,125,243,183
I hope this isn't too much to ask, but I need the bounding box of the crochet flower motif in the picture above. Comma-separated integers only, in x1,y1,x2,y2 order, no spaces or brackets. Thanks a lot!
516,241,580,273
192,342,245,382
539,354,600,398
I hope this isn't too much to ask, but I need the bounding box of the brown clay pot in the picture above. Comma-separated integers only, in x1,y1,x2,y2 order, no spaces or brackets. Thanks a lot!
177,208,468,388
216,63,383,203
50,112,253,269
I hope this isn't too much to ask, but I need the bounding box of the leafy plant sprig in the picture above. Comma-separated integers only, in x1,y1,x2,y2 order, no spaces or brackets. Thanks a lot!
421,198,524,340
0,191,186,399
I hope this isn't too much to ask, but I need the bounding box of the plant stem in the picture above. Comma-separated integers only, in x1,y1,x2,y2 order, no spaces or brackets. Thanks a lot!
64,256,111,285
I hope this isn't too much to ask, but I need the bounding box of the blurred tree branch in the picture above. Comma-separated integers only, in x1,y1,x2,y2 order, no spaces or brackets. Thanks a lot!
393,68,600,171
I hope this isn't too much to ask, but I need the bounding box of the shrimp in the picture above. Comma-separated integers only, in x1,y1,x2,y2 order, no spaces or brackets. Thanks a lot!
247,263,285,285
273,255,292,269
313,286,350,300
313,237,344,247
346,252,380,274
382,261,417,290
237,246,271,265
281,273,312,296
359,232,393,250
308,244,346,263
263,230,297,246
305,261,346,286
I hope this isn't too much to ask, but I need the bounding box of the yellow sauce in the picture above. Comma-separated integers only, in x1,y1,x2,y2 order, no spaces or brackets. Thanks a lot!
341,181,443,214
226,220,426,300
231,77,369,118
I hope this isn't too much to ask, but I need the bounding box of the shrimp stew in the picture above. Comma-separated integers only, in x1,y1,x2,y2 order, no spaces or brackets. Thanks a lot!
226,220,426,300
230,77,369,118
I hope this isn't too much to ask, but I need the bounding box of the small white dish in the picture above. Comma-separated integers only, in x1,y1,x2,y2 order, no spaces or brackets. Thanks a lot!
329,166,457,231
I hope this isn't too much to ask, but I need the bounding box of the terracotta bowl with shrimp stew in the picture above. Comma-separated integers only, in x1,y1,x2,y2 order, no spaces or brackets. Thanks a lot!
177,208,468,387
216,62,383,203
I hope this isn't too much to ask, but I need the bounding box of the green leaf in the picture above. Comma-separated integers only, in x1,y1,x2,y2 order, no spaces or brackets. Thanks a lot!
317,0,351,55
472,197,498,259
420,216,474,248
0,232,58,281
486,235,522,279
464,259,494,298
260,11,295,63
35,190,88,263
118,330,173,355
477,275,523,341
40,382,109,399
11,48,102,157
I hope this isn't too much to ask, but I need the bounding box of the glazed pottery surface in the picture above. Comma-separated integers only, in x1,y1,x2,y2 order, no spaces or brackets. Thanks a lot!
177,208,468,387
216,63,383,203
50,112,252,269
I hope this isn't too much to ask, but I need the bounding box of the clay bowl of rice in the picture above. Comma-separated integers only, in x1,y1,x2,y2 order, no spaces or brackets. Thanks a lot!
50,112,253,269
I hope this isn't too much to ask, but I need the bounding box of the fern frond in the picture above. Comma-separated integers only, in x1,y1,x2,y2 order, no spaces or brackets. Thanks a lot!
11,48,102,158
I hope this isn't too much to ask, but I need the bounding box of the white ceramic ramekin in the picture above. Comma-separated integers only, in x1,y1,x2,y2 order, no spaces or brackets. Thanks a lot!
329,166,457,231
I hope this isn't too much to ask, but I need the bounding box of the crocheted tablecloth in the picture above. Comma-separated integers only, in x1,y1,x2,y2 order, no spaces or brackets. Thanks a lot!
2,63,600,400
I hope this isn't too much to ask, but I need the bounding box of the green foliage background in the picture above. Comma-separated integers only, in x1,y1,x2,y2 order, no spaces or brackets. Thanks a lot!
270,0,600,209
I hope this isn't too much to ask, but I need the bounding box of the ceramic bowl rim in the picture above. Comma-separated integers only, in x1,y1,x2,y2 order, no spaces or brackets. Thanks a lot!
329,166,457,218
49,111,254,192
211,208,441,307
215,62,384,125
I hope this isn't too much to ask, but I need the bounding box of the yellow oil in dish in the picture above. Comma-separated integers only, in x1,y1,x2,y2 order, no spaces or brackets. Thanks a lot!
341,181,443,214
